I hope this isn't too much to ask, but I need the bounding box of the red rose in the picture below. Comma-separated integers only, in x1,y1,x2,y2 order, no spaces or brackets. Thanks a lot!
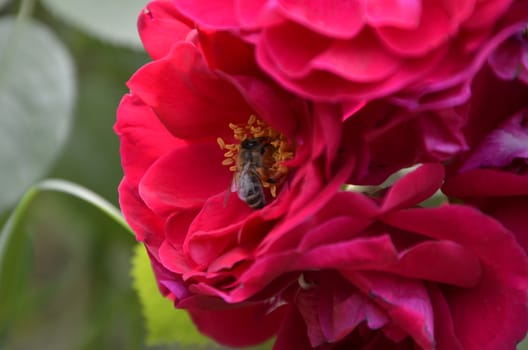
172,0,528,109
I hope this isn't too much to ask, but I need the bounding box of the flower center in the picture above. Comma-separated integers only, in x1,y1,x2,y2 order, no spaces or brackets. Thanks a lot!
217,115,294,200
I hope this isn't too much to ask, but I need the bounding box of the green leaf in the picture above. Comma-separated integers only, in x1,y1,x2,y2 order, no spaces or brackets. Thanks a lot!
131,243,209,347
0,16,75,214
0,179,132,331
0,187,34,332
37,179,133,234
41,0,148,49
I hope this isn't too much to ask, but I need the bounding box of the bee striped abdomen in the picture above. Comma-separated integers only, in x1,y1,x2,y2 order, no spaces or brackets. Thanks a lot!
237,168,266,209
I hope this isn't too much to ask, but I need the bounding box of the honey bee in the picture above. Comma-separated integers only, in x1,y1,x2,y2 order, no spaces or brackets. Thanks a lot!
232,137,276,209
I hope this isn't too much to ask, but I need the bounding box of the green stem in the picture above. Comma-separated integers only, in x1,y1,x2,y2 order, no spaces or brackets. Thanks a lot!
36,179,133,234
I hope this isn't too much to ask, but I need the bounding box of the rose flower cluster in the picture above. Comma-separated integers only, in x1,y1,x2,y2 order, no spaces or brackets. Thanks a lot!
115,1,528,349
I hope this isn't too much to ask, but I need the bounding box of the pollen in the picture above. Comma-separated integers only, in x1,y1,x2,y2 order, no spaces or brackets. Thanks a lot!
217,115,294,198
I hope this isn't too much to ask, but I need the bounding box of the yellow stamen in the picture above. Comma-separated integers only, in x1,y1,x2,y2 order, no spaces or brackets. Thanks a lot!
218,115,295,198
216,137,226,149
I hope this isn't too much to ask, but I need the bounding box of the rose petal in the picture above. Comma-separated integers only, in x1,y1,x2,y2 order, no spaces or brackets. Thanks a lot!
147,250,189,300
158,239,195,274
259,22,331,78
277,0,365,39
484,197,528,252
382,163,445,212
182,296,285,347
256,34,444,101
274,307,313,350
172,0,239,28
236,0,285,28
198,30,259,74
118,179,165,244
233,235,399,301
391,241,481,288
444,268,528,350
365,0,421,29
375,1,458,56
312,31,401,82
345,271,435,350
426,285,464,350
461,109,528,171
382,206,528,280
127,43,252,140
115,93,182,187
488,36,527,81
138,0,194,59
139,141,231,215
227,74,301,140
443,169,528,197
315,276,389,343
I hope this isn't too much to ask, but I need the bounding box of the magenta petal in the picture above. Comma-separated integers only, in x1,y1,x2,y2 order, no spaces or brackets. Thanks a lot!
348,272,436,349
445,269,528,350
183,194,253,268
382,163,444,212
277,0,365,39
488,36,527,81
182,296,285,347
138,0,193,59
376,1,454,56
274,307,313,350
227,75,300,140
127,43,252,140
427,285,464,350
147,250,189,299
233,235,399,301
313,32,401,82
115,93,182,187
461,109,528,171
260,22,331,78
393,241,481,288
443,169,528,197
295,235,399,271
298,216,374,251
319,291,389,342
486,198,528,252
138,141,231,215
382,205,528,282
158,239,194,274
189,191,253,231
172,0,239,28
365,0,421,28
208,246,251,272
236,0,285,28
118,179,164,244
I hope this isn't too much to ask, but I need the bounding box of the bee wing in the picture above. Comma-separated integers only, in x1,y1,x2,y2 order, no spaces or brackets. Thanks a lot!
223,172,239,208
230,172,239,192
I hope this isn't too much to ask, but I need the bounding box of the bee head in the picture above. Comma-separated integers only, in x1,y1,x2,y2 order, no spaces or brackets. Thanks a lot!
241,138,260,150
